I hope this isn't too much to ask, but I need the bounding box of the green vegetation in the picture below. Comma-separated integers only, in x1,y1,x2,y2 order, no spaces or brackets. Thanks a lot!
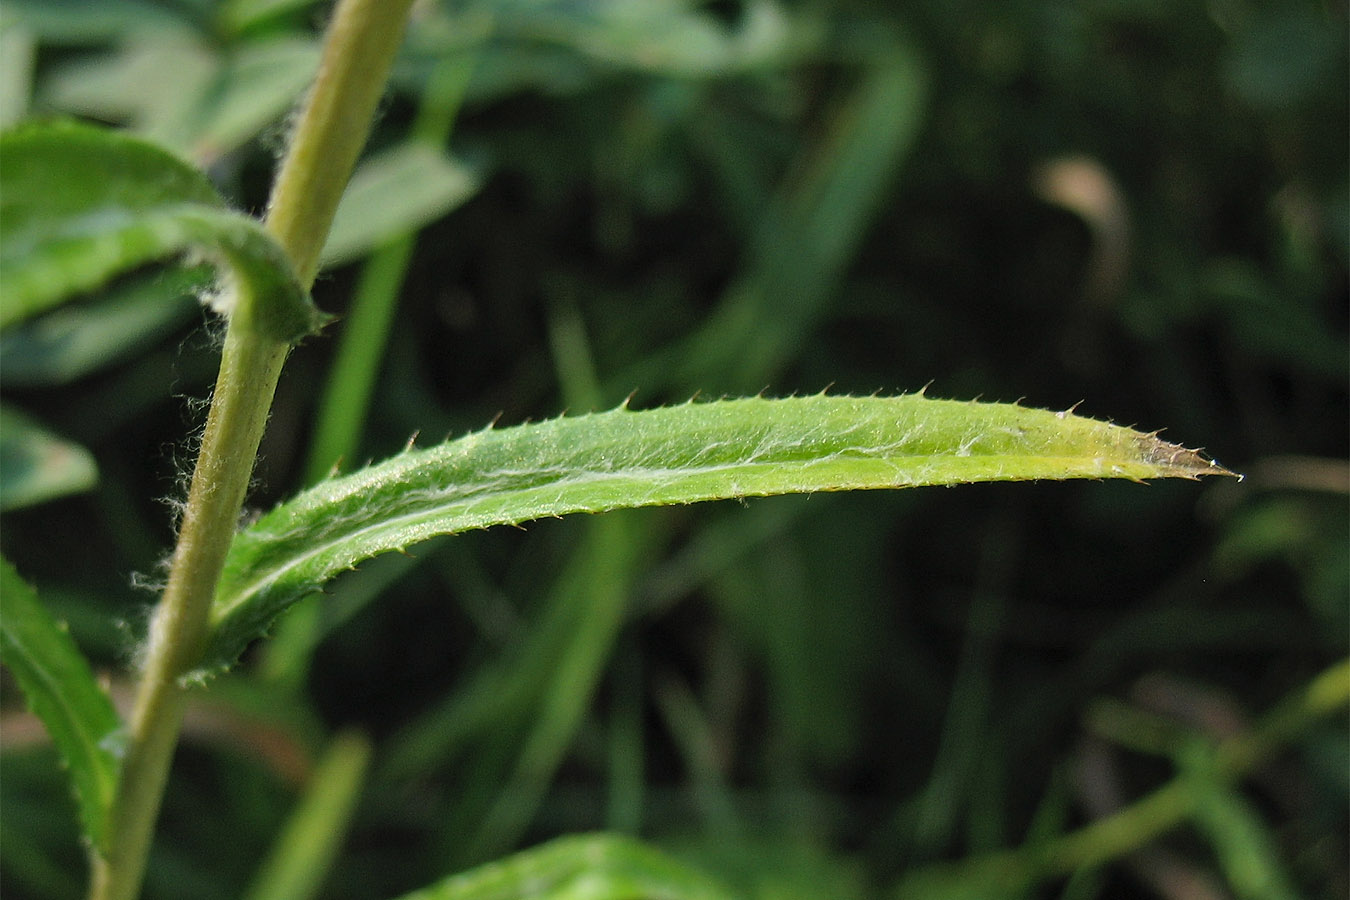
1,1,1344,899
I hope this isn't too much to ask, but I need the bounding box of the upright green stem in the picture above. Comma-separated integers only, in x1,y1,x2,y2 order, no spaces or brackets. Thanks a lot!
263,0,419,289
88,2,415,898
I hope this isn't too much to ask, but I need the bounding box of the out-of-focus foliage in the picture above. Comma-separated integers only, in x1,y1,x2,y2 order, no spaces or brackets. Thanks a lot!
1,1,1345,899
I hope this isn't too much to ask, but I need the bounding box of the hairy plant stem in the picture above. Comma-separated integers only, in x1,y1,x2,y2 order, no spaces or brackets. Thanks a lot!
89,334,289,900
263,0,419,288
88,1,415,897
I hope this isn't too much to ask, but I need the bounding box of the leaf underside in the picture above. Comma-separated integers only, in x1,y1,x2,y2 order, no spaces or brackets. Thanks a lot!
0,119,323,342
201,393,1233,678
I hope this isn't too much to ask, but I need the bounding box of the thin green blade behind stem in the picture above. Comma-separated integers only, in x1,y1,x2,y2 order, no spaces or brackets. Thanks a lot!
242,731,372,900
304,52,479,485
201,393,1233,678
0,557,123,854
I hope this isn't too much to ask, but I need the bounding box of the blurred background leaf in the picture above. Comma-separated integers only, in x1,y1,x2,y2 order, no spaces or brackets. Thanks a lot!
0,407,96,511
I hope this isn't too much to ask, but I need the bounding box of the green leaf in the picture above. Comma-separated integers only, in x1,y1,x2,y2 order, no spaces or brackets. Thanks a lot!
193,38,320,160
200,393,1232,678
0,119,324,342
484,0,804,77
218,0,325,37
671,834,871,900
40,38,218,153
389,833,736,900
42,37,319,161
0,405,97,511
0,266,202,386
0,557,123,854
320,143,481,268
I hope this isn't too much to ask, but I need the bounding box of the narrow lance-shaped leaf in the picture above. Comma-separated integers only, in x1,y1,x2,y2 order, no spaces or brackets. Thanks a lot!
201,394,1233,678
0,557,124,854
0,119,325,342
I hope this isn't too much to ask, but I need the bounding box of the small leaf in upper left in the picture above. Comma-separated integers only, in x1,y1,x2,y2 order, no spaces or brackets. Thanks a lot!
0,119,325,343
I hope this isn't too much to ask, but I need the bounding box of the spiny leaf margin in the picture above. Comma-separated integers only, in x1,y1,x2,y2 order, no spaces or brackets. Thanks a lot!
200,393,1232,679
0,556,124,854
0,119,325,342
389,832,737,900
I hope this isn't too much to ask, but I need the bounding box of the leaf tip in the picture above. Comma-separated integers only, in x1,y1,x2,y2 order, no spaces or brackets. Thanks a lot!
1135,434,1240,481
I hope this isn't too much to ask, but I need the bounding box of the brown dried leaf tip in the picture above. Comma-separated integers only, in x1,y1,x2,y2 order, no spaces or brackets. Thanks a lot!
1135,433,1241,481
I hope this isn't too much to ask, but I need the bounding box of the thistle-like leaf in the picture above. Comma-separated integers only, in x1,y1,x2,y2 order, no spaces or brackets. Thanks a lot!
201,394,1233,678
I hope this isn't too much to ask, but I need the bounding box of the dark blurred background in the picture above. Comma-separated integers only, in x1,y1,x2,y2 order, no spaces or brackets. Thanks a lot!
1,1,1346,898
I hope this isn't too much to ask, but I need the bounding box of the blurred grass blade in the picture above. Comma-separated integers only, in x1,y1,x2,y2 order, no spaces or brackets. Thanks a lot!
202,393,1231,678
635,44,928,394
242,731,372,900
0,120,323,342
376,522,643,785
305,51,479,484
0,557,123,854
458,512,645,864
0,406,98,511
259,552,418,691
655,673,741,834
389,833,736,900
893,660,1350,899
452,294,642,862
1181,741,1299,900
